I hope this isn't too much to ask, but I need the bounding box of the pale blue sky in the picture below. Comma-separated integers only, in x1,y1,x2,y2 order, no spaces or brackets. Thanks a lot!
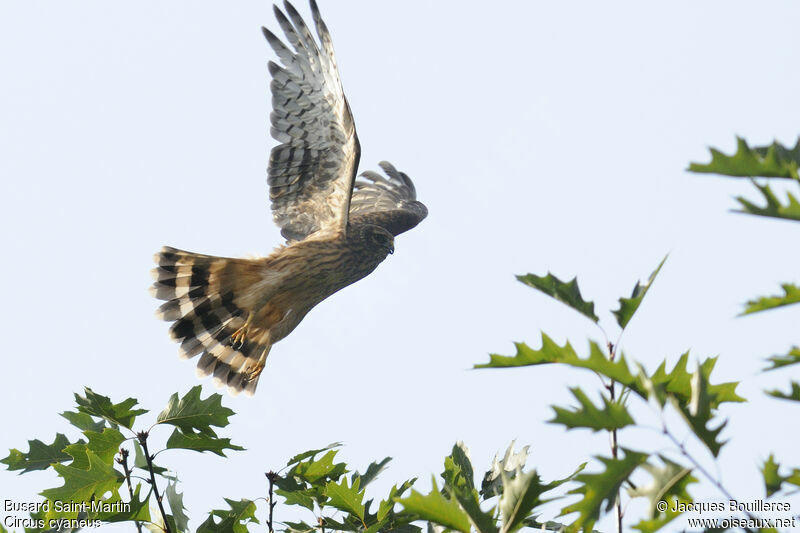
1,1,799,531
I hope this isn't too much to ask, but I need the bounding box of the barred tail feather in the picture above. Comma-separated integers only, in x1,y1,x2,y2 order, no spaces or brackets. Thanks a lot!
150,246,274,396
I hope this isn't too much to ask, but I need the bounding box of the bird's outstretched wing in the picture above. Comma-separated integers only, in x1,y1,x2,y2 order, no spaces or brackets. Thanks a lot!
348,161,428,236
264,0,360,242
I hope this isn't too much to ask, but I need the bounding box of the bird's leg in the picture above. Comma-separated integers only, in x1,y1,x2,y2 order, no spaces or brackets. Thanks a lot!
244,344,271,382
230,314,253,349
245,363,265,382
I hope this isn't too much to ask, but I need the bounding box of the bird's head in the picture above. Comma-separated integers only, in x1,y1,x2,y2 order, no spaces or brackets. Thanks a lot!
356,224,394,256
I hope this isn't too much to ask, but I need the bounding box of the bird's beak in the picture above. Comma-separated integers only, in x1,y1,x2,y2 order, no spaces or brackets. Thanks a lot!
387,242,394,255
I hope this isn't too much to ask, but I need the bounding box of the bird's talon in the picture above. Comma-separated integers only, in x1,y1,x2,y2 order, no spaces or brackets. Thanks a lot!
245,364,265,382
230,316,253,349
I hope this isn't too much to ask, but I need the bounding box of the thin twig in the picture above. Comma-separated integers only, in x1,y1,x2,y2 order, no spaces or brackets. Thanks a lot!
137,431,172,533
661,423,759,533
266,471,279,533
116,448,144,533
606,341,623,533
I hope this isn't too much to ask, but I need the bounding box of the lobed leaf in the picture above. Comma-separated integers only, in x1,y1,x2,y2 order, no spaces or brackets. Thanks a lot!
60,410,106,432
397,478,472,533
95,483,152,523
561,449,648,532
499,470,548,533
629,456,696,533
680,367,727,457
286,442,342,466
352,456,392,489
477,336,637,388
550,388,634,432
157,385,235,436
688,137,800,179
516,272,599,323
641,353,744,409
735,181,800,222
133,440,169,477
2,433,73,473
82,428,126,465
441,444,498,533
166,481,190,532
298,449,347,483
166,428,244,457
196,498,259,533
766,381,800,402
275,486,318,512
377,479,417,524
41,450,124,518
761,454,800,497
764,347,800,371
741,283,800,315
325,477,366,521
612,256,667,329
75,387,147,429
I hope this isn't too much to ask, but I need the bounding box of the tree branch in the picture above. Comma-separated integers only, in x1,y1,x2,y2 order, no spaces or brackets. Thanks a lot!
137,431,172,533
266,471,279,533
116,447,143,533
606,341,623,533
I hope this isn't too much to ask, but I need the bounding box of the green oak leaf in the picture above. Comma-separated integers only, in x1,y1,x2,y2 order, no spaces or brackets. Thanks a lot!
60,410,106,432
41,449,124,518
612,256,667,329
688,137,800,179
449,443,475,495
441,444,498,533
2,433,73,473
166,428,244,457
550,387,634,432
742,283,800,315
763,454,783,497
516,272,599,323
75,388,147,429
761,454,800,496
83,428,126,465
629,456,696,533
735,181,800,222
561,449,648,532
156,385,235,436
764,347,800,371
196,498,259,533
132,440,169,476
325,477,366,521
286,442,342,466
295,449,347,484
283,521,317,533
275,486,318,512
642,353,744,408
477,336,636,388
94,483,152,523
166,481,190,532
681,366,727,457
767,381,800,402
378,479,416,523
398,478,471,533
499,469,548,533
352,456,391,489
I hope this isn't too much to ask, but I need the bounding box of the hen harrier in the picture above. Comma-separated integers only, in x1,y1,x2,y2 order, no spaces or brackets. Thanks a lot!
151,0,427,396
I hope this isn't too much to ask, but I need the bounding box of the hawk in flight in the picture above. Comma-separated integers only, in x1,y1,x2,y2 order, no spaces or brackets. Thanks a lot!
151,0,427,396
